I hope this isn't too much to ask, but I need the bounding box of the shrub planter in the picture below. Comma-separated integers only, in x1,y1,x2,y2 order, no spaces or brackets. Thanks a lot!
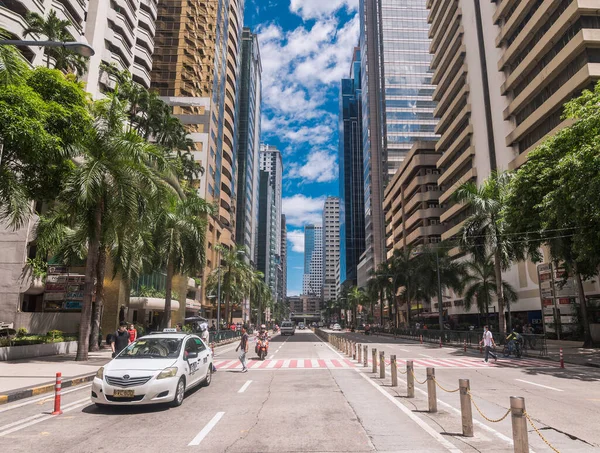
0,341,78,361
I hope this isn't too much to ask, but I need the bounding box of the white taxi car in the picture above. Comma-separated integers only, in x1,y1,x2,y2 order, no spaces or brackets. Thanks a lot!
91,331,213,407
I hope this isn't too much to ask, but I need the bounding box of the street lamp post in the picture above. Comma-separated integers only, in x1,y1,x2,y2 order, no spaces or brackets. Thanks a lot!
0,40,95,57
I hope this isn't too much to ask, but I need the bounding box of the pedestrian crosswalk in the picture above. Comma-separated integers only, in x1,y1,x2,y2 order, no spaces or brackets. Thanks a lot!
213,356,558,371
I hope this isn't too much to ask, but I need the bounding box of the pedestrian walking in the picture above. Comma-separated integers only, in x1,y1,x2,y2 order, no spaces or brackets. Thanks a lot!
111,322,131,357
236,327,249,372
479,325,497,363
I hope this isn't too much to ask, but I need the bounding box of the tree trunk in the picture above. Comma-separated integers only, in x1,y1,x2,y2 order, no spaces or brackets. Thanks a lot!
494,249,506,334
574,270,593,348
379,290,383,326
161,258,175,329
89,246,107,352
76,202,102,361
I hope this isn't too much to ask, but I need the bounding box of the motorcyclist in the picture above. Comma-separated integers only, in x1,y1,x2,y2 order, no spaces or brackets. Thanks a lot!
255,324,270,354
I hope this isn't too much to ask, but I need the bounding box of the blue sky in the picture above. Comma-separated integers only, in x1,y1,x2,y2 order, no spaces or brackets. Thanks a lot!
245,0,360,296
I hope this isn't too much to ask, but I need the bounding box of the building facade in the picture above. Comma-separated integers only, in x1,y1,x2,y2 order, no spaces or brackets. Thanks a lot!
323,197,341,302
256,170,274,292
339,47,366,288
235,27,262,262
423,0,600,324
151,0,245,317
383,142,443,257
302,224,323,297
280,215,287,300
358,0,438,285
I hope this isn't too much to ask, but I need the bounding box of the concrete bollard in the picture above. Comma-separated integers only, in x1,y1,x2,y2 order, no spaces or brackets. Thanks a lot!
510,397,529,453
379,351,385,379
390,355,398,387
372,348,377,373
407,360,414,398
560,348,564,368
353,342,357,360
363,345,368,367
51,372,63,415
459,379,473,437
358,343,362,363
426,367,437,413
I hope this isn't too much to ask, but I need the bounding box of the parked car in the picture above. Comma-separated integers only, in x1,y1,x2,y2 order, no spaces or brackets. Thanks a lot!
332,324,342,331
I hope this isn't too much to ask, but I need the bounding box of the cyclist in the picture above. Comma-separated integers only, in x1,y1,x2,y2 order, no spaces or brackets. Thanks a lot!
504,329,523,358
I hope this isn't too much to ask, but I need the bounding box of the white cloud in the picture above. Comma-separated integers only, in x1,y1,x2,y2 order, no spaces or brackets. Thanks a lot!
289,0,359,20
287,150,338,183
282,194,326,227
287,230,306,253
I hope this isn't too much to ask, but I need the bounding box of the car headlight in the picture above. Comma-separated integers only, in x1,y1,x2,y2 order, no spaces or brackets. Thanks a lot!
157,367,178,379
96,367,104,380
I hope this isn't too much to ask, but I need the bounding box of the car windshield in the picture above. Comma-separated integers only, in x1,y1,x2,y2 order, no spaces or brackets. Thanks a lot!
117,338,182,359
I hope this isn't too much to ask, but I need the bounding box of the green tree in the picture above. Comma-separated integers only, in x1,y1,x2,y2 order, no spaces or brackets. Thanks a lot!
347,287,365,328
23,10,88,74
0,29,29,85
504,82,600,346
152,191,212,329
454,172,515,334
462,255,517,329
0,67,91,228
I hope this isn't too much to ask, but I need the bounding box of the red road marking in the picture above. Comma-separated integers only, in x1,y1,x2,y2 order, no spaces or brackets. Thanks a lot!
331,359,343,368
274,360,284,368
290,360,297,368
304,360,312,368
246,360,260,368
215,360,232,369
343,359,356,367
318,359,327,368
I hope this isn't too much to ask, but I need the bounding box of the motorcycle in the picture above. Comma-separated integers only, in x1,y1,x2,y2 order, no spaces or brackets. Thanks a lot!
256,337,269,360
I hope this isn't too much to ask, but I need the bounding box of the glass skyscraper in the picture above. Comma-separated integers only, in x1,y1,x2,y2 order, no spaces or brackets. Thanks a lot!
303,224,323,297
358,0,437,284
339,48,366,287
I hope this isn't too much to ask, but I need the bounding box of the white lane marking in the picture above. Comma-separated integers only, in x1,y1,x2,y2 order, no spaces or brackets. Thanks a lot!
0,398,89,437
267,360,277,369
282,359,291,368
515,379,563,392
419,354,433,358
357,371,461,453
238,380,252,393
188,412,225,446
315,332,524,451
268,355,275,360
0,384,92,414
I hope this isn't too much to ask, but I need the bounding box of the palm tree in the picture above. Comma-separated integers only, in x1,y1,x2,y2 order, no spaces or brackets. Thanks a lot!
152,191,212,329
347,287,365,329
0,29,29,85
389,246,424,328
23,10,87,74
462,255,517,328
250,270,271,325
454,171,514,334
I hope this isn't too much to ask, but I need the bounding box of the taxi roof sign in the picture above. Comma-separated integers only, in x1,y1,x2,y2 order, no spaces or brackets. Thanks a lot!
163,328,177,332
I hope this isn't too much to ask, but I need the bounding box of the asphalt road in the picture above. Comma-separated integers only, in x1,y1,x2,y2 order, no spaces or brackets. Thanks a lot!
0,329,597,452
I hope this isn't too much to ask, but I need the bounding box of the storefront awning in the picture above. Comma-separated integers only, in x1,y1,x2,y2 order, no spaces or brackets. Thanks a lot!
186,299,201,310
129,297,180,312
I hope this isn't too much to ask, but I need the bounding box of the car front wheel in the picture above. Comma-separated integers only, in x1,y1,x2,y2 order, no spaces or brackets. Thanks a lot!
202,367,212,387
171,377,186,407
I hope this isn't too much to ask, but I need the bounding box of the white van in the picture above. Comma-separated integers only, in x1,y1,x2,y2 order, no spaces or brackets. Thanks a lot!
280,321,295,336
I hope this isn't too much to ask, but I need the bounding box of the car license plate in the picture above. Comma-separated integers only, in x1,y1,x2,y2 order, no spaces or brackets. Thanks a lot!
113,389,134,398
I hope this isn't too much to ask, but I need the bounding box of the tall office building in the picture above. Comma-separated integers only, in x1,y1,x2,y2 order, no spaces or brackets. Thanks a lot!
0,0,158,99
257,170,275,292
236,27,262,262
151,0,245,316
358,0,437,285
339,47,366,287
258,144,283,301
302,224,323,297
280,215,287,299
426,0,600,320
323,197,341,302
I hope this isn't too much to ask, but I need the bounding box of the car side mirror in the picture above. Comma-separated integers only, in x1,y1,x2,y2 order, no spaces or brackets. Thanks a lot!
187,351,198,359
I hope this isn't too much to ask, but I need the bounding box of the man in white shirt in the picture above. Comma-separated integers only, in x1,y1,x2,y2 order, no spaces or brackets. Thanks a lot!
479,325,497,363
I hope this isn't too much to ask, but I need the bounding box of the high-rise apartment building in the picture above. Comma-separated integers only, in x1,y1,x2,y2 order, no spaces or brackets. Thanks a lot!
280,215,287,300
426,0,600,321
257,170,275,292
236,28,262,262
339,47,366,287
303,224,323,297
358,0,437,285
0,1,158,99
258,144,283,301
323,197,341,302
150,0,245,316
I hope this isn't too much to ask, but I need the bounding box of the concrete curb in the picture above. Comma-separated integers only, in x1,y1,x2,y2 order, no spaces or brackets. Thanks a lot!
0,337,247,406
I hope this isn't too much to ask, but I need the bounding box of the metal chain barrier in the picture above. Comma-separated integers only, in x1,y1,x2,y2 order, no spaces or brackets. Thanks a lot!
432,376,460,393
467,391,511,423
524,411,561,453
411,369,428,385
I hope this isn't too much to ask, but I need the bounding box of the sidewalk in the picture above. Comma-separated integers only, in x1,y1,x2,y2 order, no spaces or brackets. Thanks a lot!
0,337,248,405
